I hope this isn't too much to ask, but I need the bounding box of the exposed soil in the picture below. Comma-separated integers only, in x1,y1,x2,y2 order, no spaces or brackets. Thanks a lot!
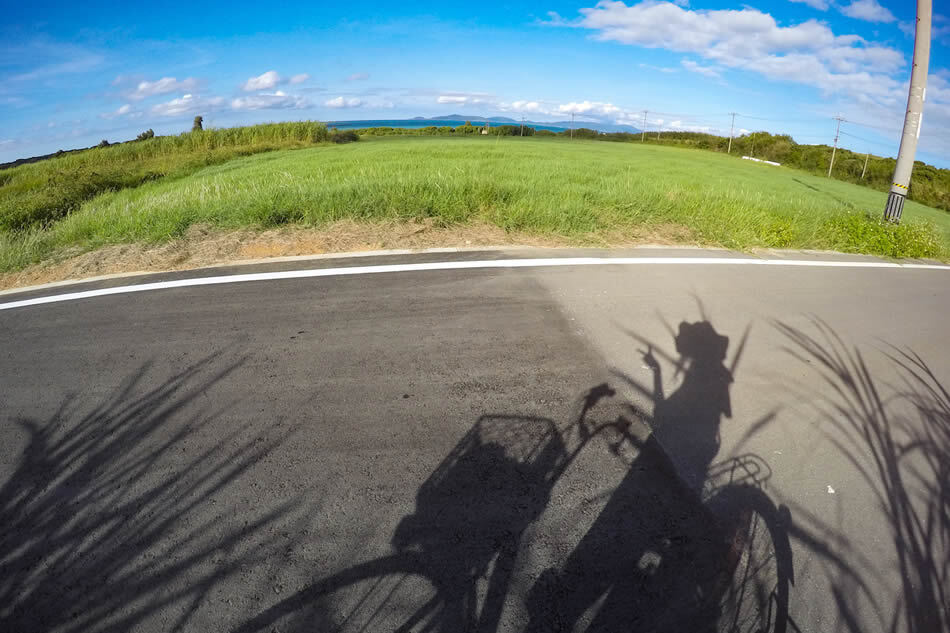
0,220,699,291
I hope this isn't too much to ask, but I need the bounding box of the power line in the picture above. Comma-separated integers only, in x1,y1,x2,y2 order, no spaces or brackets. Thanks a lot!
839,130,896,148
846,119,901,135
735,113,824,124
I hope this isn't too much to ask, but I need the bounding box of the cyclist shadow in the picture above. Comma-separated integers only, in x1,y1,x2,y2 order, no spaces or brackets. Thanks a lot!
526,320,779,632
237,319,790,633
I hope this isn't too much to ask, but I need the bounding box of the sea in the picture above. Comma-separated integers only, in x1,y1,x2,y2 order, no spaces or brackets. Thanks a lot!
326,119,569,132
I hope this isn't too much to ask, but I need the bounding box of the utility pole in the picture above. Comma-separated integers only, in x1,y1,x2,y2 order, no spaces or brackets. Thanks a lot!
885,0,932,223
641,110,648,142
750,131,756,158
520,116,525,137
828,115,844,178
656,125,661,141
861,153,870,179
727,112,737,154
570,112,575,140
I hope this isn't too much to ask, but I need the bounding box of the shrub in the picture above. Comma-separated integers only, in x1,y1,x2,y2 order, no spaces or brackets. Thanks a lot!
823,211,940,259
97,140,110,148
135,129,155,141
488,125,536,137
192,116,203,132
569,128,600,139
329,129,359,144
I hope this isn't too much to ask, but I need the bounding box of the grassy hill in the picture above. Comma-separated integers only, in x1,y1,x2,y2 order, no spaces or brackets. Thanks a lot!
0,134,946,274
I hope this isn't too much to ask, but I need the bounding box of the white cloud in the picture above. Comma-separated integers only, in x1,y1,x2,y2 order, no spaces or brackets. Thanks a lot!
839,0,896,23
9,41,104,82
324,96,363,108
346,72,370,81
243,71,281,92
566,2,906,101
558,100,621,116
128,77,201,101
507,100,545,113
669,120,714,133
788,0,829,10
681,59,721,78
232,91,311,111
0,95,28,107
289,73,310,84
151,94,225,117
436,93,491,105
99,103,134,120
639,63,677,73
932,15,950,45
542,11,571,26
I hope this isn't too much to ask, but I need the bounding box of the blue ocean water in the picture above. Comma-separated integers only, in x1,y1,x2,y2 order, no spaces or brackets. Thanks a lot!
327,119,569,132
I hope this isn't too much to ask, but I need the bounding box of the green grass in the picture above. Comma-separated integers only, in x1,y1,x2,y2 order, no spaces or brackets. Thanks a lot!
1,135,946,271
0,121,338,233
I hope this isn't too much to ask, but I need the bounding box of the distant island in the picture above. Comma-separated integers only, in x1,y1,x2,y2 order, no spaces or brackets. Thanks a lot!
334,115,640,134
411,114,520,123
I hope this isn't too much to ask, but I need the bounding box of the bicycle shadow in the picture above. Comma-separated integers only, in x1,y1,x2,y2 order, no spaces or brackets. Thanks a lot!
238,318,791,633
237,414,571,633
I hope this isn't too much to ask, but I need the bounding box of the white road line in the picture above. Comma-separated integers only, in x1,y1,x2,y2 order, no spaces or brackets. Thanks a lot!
0,256,947,312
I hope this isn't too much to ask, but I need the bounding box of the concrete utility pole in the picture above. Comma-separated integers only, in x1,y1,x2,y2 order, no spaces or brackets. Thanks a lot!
570,112,575,140
885,0,932,223
520,116,525,137
641,110,648,142
828,115,844,178
861,153,870,179
750,131,756,158
727,112,737,154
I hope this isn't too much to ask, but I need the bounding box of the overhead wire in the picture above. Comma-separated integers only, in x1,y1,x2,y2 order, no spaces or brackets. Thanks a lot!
839,130,896,148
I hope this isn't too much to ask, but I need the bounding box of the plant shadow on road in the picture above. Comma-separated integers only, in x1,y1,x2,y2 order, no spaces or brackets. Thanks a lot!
238,318,793,633
0,354,300,632
764,319,950,633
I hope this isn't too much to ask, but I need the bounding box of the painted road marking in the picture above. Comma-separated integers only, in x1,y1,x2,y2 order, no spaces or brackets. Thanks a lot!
0,256,947,312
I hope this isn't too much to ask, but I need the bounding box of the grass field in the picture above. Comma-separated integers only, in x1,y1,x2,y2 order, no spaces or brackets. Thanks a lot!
0,121,344,234
1,135,947,273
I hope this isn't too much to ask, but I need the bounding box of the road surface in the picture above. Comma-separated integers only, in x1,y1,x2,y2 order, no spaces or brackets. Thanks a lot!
1,248,947,633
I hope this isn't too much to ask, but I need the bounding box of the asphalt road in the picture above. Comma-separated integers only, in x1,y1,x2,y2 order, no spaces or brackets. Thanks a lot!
1,248,947,633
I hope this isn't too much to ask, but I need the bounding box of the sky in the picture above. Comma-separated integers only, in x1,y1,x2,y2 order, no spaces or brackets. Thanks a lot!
1,0,948,166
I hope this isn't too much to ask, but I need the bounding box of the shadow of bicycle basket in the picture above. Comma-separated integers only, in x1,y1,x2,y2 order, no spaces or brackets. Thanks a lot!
238,318,794,633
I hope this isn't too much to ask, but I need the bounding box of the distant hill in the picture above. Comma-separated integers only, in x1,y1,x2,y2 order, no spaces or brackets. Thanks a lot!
414,114,639,133
547,120,641,133
421,114,520,123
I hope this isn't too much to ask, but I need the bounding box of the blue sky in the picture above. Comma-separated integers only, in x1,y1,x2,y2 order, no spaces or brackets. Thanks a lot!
2,0,948,166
